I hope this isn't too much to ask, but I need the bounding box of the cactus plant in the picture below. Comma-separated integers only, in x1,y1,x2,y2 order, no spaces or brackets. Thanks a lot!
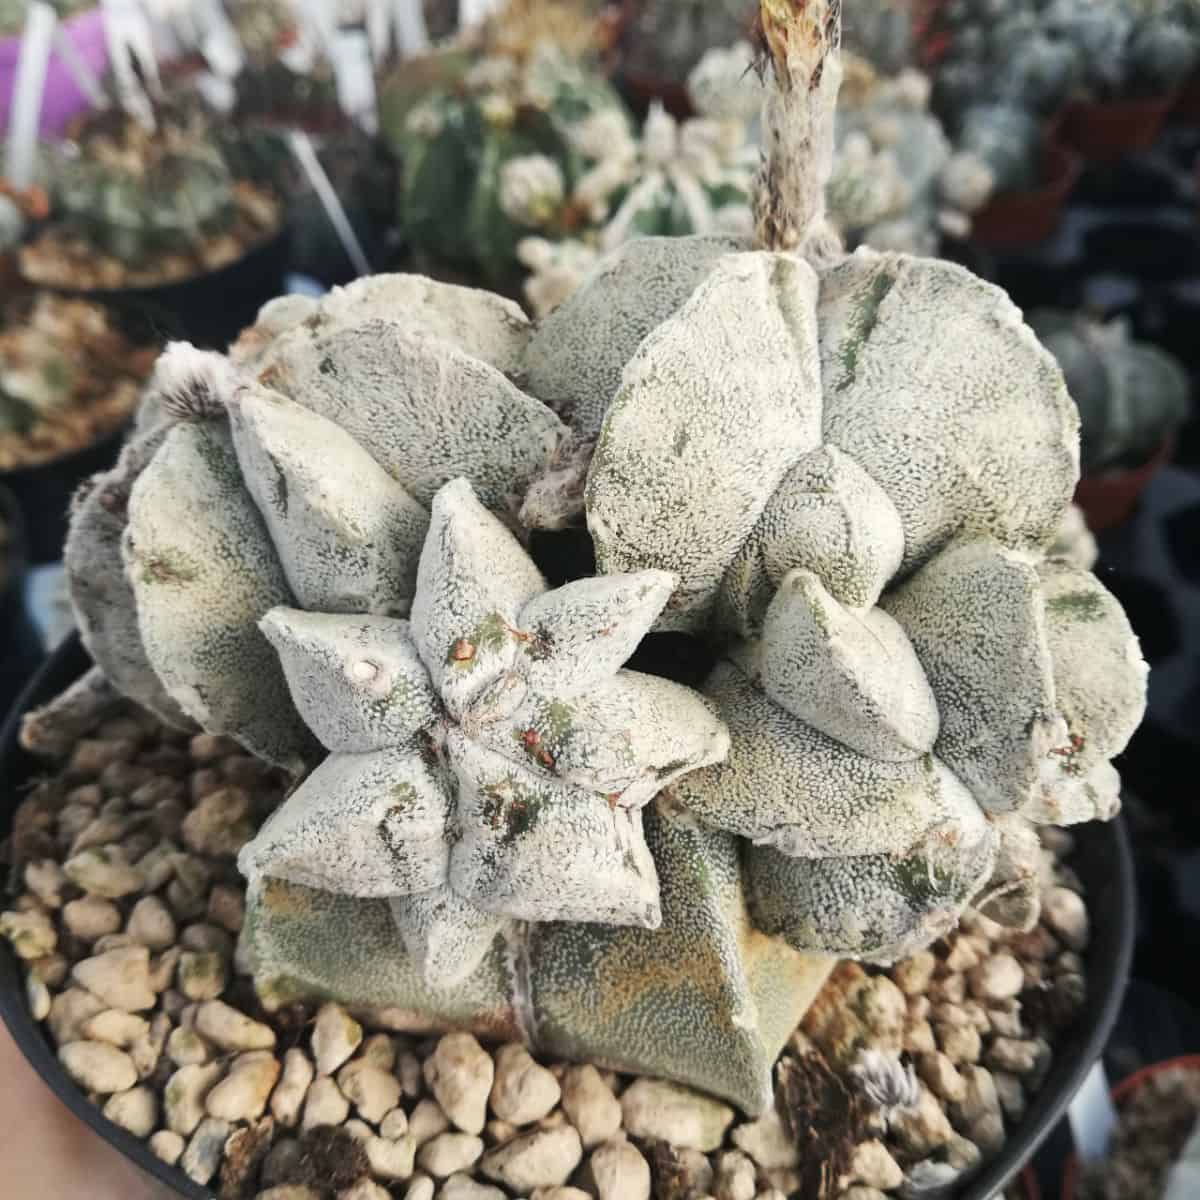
55,0,1146,1114
18,96,284,290
0,294,155,469
0,0,90,36
1030,309,1191,474
620,0,754,93
380,0,631,286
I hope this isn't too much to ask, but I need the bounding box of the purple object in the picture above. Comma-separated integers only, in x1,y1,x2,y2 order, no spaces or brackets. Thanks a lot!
0,7,107,139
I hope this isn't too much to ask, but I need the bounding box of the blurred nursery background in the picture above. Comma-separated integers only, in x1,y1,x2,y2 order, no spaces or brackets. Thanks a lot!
2,1,1200,1198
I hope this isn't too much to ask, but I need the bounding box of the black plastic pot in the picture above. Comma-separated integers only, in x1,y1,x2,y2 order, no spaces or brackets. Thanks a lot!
33,227,291,351
1083,219,1200,285
0,638,1138,1200
0,484,43,721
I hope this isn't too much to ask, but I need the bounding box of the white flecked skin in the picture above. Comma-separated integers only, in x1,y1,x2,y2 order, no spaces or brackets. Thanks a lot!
64,232,1146,1109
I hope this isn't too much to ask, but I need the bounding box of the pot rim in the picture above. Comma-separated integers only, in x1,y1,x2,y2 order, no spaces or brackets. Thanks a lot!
1060,1056,1200,1200
0,635,1138,1200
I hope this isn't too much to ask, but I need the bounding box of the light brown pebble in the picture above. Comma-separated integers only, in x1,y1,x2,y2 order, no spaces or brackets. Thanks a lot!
165,1061,226,1135
62,895,122,941
182,1117,230,1185
24,860,67,908
438,1177,506,1200
849,1140,904,1191
48,988,106,1044
80,1009,150,1048
177,950,228,1001
908,994,931,1021
381,1107,409,1138
207,883,245,933
29,952,69,987
365,1133,418,1180
398,1049,423,1098
480,1124,583,1191
560,1064,621,1150
936,1021,982,1064
961,999,991,1032
409,1097,452,1146
905,1018,937,1055
92,933,138,954
1042,886,1088,951
968,954,1024,1002
485,1118,517,1146
889,1085,955,1157
103,1085,159,1137
489,1043,561,1126
72,945,155,1011
137,840,180,890
943,937,981,973
360,1032,397,1071
531,1190,591,1200
195,999,275,1050
182,786,254,856
917,1051,966,1103
343,1119,372,1142
131,1012,171,1080
0,909,56,959
945,1131,983,1171
585,1138,651,1200
338,1059,402,1124
70,813,132,856
984,1037,1039,1074
206,1054,282,1121
730,1107,799,1170
337,1180,391,1200
150,1130,186,1166
59,1040,137,1094
271,1048,314,1128
168,1026,212,1066
891,951,936,996
402,1175,435,1200
620,1078,734,1152
62,848,144,898
302,1076,350,1131
417,1131,485,1177
180,922,234,956
993,1071,1027,1122
256,1188,321,1200
25,973,51,1021
312,1002,363,1076
951,1065,1001,1127
930,973,966,1005
424,1033,494,1136
127,895,177,951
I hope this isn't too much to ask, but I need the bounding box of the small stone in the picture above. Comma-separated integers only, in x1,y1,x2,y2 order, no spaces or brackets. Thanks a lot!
196,999,275,1050
968,954,1024,1002
62,895,122,941
673,1147,715,1195
207,1053,282,1121
849,1140,904,1191
25,973,51,1021
943,937,981,973
166,1061,226,1135
621,1078,734,1152
365,1133,417,1180
490,1043,561,1126
168,1026,212,1066
24,860,67,908
993,1071,1026,1122
916,1051,966,1103
1043,886,1088,951
951,1064,1000,1126
337,1060,402,1124
403,1175,435,1200
182,1117,231,1185
182,786,254,856
80,1009,150,1048
150,1130,186,1166
272,1048,314,1128
889,1085,954,1157
360,1033,397,1071
207,883,246,933
93,933,138,954
181,922,234,956
63,847,144,898
381,1108,409,1139
936,1020,982,1065
398,1050,423,1098
127,896,177,950
531,1190,591,1200
103,1085,158,1137
930,973,966,1005
59,1040,137,1094
149,946,183,994
841,1188,887,1200
178,950,229,1001
485,1118,517,1146
0,909,56,959
891,951,936,996
425,1033,494,1135
409,1097,451,1145
131,1011,171,1080
313,1002,363,1076
581,1139,651,1200
945,1131,983,1171
904,1019,937,1055
71,813,132,856
344,1119,373,1142
730,1107,799,1169
338,1180,391,1200
984,1037,1039,1074
302,1076,350,1131
257,1188,321,1200
48,988,106,1044
29,952,69,987
968,1109,1005,1154
73,944,155,1011
961,999,992,1032
480,1124,583,1191
560,1064,621,1149
417,1131,484,1177
438,1178,505,1200
221,1118,277,1197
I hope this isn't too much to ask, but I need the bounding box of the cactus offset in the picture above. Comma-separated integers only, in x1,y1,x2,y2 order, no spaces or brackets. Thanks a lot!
59,0,1146,1114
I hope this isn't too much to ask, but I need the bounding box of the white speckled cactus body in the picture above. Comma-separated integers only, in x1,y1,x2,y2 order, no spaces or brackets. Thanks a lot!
61,2,1147,1114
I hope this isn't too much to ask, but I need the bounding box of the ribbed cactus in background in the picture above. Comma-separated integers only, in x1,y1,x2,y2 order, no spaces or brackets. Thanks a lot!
55,0,1147,1114
381,1,631,285
1030,309,1191,474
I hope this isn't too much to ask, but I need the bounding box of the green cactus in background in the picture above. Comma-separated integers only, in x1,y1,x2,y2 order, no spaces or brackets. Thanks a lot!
620,0,755,89
1030,309,1192,474
0,0,90,36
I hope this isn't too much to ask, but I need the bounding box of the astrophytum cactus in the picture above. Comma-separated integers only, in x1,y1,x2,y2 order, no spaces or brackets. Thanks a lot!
56,0,1147,1114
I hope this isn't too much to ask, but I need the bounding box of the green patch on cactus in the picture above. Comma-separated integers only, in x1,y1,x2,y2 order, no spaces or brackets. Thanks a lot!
1045,589,1107,623
890,853,956,907
836,268,896,392
480,778,545,843
139,552,200,585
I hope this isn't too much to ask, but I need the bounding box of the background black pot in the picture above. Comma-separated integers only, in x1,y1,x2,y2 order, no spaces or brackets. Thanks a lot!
29,227,291,351
0,484,43,721
0,638,1138,1200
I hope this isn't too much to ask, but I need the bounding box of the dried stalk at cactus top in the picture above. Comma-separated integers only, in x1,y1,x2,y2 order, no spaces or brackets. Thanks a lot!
51,0,1147,1113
